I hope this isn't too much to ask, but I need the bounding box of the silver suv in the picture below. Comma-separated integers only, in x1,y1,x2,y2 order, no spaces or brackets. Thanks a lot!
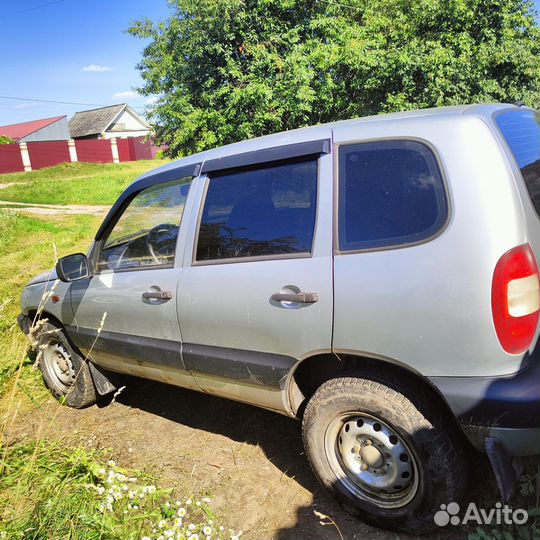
18,104,540,534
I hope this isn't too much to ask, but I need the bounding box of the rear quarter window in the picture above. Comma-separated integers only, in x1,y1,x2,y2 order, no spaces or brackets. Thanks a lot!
338,140,448,251
496,109,540,217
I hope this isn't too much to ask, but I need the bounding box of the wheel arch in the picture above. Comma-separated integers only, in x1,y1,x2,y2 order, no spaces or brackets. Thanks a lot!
286,351,461,429
27,308,65,333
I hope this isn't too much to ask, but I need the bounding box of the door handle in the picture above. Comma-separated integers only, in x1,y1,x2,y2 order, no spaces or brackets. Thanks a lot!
142,290,172,300
271,292,319,303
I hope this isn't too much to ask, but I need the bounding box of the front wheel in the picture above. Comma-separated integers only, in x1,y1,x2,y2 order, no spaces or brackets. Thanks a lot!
36,322,97,408
302,376,467,534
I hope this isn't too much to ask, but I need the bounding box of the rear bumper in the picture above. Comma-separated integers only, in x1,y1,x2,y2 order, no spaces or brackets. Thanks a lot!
428,355,540,457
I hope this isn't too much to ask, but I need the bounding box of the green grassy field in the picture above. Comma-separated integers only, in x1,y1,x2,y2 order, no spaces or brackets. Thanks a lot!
0,210,102,403
0,209,233,539
0,160,171,206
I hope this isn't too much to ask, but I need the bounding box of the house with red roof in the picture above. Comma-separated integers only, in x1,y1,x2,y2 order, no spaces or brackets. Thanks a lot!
0,115,70,142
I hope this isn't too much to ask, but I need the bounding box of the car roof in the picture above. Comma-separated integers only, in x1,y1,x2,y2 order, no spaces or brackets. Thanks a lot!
137,103,520,182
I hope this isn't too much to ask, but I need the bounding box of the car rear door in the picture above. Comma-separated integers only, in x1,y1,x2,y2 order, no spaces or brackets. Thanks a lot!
176,136,334,413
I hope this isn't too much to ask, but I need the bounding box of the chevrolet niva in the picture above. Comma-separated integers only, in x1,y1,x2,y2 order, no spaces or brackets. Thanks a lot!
18,104,540,533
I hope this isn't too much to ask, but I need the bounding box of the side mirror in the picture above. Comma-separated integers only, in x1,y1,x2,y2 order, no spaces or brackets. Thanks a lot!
56,253,90,282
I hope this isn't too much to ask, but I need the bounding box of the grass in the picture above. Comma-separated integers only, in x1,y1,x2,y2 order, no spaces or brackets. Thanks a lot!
0,440,232,540
0,209,102,403
0,208,235,539
0,160,171,206
468,466,540,540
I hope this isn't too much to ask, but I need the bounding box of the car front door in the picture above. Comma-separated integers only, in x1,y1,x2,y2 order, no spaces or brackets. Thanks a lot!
176,137,334,413
66,174,199,390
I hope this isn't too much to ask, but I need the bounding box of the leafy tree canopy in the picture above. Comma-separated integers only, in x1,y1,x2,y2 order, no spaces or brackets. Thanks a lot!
0,135,15,145
129,0,540,156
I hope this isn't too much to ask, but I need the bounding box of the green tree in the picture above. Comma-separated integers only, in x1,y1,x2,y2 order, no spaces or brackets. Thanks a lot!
0,135,15,145
129,0,540,156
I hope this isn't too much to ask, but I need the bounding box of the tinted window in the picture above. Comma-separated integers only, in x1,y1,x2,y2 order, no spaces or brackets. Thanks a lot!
338,141,447,251
496,110,540,217
98,178,191,271
196,159,317,261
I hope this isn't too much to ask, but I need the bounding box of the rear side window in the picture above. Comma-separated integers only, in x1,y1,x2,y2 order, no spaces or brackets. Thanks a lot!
196,159,317,262
338,140,447,251
496,110,540,217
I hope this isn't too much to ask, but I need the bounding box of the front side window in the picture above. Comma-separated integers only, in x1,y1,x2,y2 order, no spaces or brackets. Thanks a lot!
338,140,447,251
196,159,318,262
98,178,191,271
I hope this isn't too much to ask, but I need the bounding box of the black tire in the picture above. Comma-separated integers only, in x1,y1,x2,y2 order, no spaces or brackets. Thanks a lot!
302,376,468,534
36,321,97,408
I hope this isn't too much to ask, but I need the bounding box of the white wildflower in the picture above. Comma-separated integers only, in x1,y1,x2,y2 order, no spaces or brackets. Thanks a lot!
177,508,186,517
164,530,174,538
203,526,212,535
147,485,156,494
158,520,167,528
107,460,115,467
202,497,211,503
173,518,183,527
186,499,192,505
188,535,199,540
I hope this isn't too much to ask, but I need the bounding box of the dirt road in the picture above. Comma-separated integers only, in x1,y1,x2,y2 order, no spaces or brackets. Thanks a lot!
0,200,109,215
12,375,490,539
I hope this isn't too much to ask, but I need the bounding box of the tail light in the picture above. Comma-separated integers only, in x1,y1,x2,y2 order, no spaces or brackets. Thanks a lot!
492,244,540,354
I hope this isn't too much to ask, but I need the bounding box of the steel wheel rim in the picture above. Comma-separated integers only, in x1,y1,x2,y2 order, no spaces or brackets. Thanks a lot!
42,339,76,391
324,412,419,508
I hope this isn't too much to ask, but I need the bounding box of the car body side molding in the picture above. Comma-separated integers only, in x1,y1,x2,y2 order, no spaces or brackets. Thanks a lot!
182,342,295,390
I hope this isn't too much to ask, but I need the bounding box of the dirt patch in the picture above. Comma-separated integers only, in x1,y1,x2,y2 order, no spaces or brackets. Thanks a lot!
9,376,495,540
0,200,109,216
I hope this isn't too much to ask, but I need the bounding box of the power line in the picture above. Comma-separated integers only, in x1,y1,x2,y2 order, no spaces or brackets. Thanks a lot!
0,0,65,20
0,95,145,111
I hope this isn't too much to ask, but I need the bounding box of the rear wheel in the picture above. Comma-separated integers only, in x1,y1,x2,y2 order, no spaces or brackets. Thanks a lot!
302,376,467,534
36,322,96,408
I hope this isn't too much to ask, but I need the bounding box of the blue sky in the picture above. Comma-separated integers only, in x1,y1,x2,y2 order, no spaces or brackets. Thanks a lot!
0,0,539,127
0,0,170,126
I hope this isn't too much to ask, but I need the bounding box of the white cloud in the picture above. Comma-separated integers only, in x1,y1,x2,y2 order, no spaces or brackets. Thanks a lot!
82,64,114,72
145,96,159,105
112,91,138,100
13,102,38,110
